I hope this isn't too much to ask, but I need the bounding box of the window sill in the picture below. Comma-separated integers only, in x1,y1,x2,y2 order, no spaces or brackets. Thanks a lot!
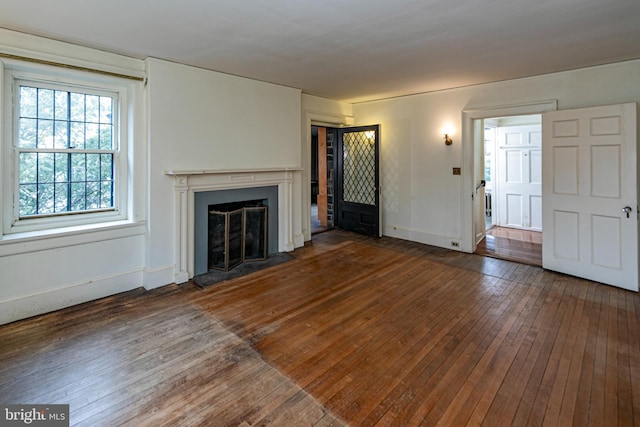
0,220,146,257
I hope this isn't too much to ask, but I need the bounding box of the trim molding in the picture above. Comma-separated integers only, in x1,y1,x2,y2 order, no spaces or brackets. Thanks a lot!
0,52,144,81
165,168,299,283
460,100,558,253
0,269,143,325
383,224,462,250
0,222,146,257
302,110,353,241
0,27,145,80
143,265,176,290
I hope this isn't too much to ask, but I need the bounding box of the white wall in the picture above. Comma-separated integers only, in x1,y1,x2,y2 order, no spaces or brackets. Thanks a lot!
353,59,640,251
0,232,146,323
145,58,302,287
146,59,302,172
0,30,147,324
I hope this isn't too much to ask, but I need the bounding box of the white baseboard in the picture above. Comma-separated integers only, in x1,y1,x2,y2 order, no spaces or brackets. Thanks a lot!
174,272,190,285
383,224,467,252
293,233,305,249
143,265,176,289
0,269,143,325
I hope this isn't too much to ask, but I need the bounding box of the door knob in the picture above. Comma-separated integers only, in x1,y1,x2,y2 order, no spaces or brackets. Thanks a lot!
622,206,632,218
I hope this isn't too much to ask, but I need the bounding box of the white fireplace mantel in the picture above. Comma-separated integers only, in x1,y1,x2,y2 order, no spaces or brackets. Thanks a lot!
165,168,301,284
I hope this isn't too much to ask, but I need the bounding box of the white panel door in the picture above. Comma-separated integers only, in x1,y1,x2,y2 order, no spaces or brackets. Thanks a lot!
542,103,638,291
497,125,542,230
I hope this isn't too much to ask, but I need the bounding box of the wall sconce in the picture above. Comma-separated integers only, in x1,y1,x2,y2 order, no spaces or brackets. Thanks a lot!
442,124,454,145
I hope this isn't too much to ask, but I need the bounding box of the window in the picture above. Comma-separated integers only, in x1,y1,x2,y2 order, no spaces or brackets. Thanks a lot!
3,63,131,235
17,84,116,217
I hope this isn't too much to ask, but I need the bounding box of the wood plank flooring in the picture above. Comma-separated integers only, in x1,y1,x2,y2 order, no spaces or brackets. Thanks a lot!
1,229,639,426
476,226,542,266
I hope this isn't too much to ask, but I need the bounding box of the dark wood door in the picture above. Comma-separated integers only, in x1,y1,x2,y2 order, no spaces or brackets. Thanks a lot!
336,125,380,237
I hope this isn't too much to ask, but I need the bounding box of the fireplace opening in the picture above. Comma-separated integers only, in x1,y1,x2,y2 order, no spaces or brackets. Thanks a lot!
208,199,268,271
193,186,279,276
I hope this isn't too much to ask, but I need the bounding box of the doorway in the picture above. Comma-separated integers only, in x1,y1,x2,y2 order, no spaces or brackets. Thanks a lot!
474,114,543,265
310,124,381,237
310,126,333,235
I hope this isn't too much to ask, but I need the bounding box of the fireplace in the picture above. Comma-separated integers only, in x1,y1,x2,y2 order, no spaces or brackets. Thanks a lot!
165,168,300,283
193,185,279,275
208,199,268,271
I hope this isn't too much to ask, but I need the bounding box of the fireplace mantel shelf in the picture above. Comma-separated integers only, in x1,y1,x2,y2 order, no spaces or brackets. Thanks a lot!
165,167,302,176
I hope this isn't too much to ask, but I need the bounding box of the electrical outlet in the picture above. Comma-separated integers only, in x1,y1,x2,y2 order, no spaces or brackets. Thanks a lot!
451,241,460,247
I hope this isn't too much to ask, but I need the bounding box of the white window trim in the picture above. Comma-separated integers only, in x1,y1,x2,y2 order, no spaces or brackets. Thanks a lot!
1,59,134,237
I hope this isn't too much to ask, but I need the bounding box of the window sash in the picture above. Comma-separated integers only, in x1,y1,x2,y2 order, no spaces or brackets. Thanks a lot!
6,75,125,231
17,150,116,218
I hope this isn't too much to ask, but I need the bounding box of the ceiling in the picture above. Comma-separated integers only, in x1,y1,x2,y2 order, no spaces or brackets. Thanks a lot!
1,0,639,103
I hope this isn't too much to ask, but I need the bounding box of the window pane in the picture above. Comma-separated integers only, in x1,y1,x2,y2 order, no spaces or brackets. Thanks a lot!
38,183,55,214
55,183,68,212
101,182,113,207
20,87,37,118
18,118,37,148
38,153,55,184
71,153,86,182
19,153,37,184
86,154,100,181
70,122,84,149
71,182,86,211
54,153,68,183
54,120,69,149
37,88,54,120
85,123,99,149
100,125,113,150
20,86,38,118
86,182,100,209
100,96,113,124
86,95,99,123
55,91,68,120
70,93,85,122
100,154,113,181
37,119,54,149
19,184,37,216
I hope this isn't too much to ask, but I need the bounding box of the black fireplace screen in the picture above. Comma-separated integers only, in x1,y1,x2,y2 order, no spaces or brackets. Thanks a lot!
208,200,267,271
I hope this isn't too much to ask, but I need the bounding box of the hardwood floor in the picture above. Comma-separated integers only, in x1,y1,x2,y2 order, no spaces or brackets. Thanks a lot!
476,226,542,266
1,229,639,426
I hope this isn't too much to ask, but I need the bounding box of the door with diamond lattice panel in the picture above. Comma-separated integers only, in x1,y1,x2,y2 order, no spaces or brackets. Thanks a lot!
336,125,380,236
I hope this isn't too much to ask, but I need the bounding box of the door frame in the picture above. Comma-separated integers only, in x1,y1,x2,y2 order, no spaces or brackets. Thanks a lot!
302,110,354,242
484,121,498,231
461,100,557,253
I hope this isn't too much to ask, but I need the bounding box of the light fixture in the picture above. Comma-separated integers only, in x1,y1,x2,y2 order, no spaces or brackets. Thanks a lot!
442,124,454,145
